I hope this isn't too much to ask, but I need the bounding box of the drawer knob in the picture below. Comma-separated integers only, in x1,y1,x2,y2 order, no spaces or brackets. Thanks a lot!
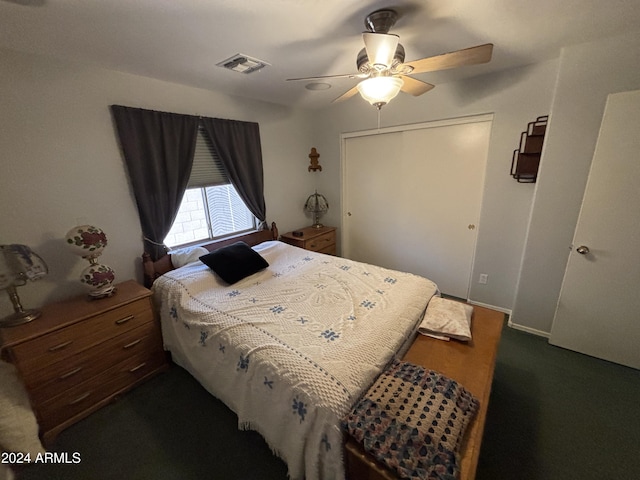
115,315,135,325
48,340,73,352
59,366,83,380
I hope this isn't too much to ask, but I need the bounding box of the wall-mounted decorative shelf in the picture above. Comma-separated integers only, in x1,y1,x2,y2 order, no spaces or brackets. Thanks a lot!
511,115,548,183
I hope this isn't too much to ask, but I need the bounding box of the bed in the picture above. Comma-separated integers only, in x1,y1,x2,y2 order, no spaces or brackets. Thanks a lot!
143,223,503,480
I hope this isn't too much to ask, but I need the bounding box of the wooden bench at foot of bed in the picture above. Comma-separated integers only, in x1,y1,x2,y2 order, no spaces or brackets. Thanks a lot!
344,304,505,480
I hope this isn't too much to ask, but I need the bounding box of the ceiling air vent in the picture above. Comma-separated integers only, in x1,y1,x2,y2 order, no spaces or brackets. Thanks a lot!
216,54,270,74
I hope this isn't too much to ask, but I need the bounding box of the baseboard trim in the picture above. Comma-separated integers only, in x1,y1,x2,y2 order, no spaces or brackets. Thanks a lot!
507,318,551,338
465,301,552,338
466,299,512,315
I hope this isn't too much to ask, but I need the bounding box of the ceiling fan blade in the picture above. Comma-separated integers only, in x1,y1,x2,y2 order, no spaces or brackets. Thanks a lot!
332,85,360,103
399,76,435,96
286,73,363,82
405,43,493,75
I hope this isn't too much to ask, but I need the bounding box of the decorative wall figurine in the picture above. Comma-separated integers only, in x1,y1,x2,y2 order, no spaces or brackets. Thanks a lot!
308,147,322,172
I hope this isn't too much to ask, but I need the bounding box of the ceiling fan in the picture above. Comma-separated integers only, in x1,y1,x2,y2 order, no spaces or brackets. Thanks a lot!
287,9,493,109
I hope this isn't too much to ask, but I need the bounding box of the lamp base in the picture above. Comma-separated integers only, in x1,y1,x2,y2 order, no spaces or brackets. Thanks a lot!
88,285,117,300
0,309,41,327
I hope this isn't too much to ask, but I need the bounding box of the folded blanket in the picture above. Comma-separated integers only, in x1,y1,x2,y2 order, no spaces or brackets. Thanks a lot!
418,297,473,342
342,360,479,480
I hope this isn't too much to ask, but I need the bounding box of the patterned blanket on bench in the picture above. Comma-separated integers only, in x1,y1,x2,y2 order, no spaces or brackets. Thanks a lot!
342,360,479,480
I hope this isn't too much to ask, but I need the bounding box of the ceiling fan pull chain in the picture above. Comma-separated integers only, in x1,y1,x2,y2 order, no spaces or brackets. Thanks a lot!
377,108,381,130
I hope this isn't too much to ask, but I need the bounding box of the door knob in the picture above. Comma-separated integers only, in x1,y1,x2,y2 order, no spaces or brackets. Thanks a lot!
576,245,590,255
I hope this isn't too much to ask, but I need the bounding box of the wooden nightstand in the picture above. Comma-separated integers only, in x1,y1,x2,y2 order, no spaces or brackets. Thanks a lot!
280,225,337,255
0,279,168,444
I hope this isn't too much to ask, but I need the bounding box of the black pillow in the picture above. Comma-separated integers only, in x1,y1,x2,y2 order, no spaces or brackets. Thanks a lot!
199,241,269,284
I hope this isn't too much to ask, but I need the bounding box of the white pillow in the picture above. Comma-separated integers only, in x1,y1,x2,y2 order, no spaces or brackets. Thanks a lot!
0,361,46,456
418,296,473,342
168,246,209,268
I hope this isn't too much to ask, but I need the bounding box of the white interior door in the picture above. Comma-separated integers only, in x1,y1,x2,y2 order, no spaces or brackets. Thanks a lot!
550,90,640,369
342,117,491,298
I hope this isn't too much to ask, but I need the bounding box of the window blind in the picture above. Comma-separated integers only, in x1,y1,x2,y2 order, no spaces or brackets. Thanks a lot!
206,185,255,237
187,126,229,188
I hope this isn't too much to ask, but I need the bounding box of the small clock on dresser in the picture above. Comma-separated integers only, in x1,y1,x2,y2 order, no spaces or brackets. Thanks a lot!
280,225,337,255
0,280,168,444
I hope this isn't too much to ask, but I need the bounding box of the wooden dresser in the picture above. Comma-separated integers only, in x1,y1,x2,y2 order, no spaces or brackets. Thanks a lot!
0,279,168,444
279,225,337,255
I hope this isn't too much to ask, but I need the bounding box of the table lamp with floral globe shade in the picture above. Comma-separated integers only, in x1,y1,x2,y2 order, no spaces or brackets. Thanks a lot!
65,225,116,298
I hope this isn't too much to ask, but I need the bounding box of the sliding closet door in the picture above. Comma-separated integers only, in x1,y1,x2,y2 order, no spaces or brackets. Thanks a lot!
342,117,491,298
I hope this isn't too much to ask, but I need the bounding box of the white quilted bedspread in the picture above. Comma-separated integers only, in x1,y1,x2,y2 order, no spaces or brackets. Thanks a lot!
153,240,438,480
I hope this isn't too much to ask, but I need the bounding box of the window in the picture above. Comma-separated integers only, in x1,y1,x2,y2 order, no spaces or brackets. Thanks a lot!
164,127,256,248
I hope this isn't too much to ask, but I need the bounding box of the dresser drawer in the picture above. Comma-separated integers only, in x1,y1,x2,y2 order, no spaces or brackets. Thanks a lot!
25,322,163,404
306,231,335,252
10,298,154,374
37,348,167,432
0,280,167,444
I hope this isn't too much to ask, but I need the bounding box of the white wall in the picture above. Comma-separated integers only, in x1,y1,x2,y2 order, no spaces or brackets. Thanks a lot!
311,59,559,312
512,29,640,333
0,48,315,312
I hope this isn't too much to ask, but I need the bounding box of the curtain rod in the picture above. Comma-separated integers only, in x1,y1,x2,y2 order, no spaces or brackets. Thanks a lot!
110,105,258,125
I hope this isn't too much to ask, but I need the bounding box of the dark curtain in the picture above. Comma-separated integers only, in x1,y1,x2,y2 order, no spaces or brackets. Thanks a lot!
200,117,267,226
111,105,199,260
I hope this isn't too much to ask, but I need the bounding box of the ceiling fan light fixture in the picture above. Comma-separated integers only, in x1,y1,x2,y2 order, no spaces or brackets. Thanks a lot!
357,76,404,109
362,33,399,69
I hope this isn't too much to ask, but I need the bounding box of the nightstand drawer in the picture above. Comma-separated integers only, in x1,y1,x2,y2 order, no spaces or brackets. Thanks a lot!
316,244,336,255
37,348,167,433
26,322,162,403
10,298,154,373
306,231,335,251
280,226,337,256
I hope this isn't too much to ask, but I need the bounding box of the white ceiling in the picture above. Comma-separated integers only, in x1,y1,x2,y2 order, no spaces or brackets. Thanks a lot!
2,0,640,109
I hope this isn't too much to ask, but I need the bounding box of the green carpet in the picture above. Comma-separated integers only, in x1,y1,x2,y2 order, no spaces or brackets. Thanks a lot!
477,323,640,480
16,322,640,480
